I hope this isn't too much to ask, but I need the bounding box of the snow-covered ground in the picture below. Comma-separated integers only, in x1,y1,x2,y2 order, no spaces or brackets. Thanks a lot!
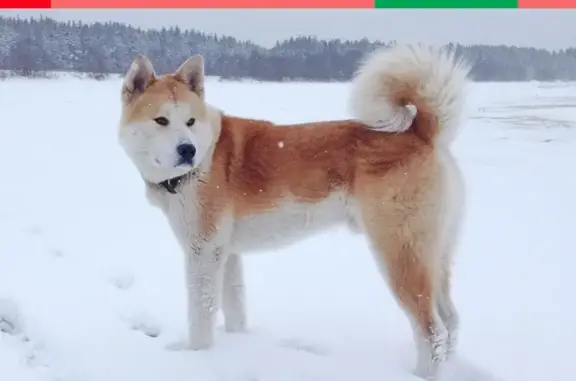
1,77,575,381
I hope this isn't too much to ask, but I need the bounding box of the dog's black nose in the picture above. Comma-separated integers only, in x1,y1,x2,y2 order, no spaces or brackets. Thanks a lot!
176,143,196,164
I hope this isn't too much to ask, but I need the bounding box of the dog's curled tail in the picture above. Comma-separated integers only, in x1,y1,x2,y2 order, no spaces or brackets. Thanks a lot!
348,44,471,145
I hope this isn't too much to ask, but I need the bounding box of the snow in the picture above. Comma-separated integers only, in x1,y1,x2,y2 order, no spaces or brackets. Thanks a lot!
1,76,576,381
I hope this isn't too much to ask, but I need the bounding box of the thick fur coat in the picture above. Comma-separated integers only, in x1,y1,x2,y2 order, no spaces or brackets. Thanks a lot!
117,44,470,381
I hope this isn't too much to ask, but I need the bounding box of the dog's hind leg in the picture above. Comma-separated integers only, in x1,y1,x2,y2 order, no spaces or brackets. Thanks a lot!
434,231,461,360
366,228,446,380
434,256,458,360
434,151,465,359
358,168,448,380
222,253,247,333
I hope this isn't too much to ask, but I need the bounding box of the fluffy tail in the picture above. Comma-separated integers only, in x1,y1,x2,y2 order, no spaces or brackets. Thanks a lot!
348,44,471,145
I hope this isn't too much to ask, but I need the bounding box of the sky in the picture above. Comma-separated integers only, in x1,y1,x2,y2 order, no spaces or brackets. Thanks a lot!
2,9,576,50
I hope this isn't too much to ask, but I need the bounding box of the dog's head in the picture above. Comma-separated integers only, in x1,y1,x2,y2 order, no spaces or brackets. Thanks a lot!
118,55,217,184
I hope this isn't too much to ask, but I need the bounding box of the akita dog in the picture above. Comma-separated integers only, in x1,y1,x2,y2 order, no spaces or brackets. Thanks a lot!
118,44,470,380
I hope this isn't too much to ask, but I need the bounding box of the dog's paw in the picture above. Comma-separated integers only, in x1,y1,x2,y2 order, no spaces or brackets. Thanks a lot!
224,321,248,334
412,366,439,381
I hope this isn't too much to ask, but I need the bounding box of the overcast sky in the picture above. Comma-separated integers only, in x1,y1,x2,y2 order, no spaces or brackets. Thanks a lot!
2,9,576,50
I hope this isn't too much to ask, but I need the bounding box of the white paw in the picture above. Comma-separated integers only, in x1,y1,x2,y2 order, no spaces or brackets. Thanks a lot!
225,320,247,334
412,368,436,381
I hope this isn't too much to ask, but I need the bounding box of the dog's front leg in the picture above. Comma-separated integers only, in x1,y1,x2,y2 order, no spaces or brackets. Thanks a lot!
184,243,226,350
222,254,247,333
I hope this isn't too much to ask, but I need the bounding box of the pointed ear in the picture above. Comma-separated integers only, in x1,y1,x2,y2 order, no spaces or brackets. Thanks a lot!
174,55,205,99
122,56,156,103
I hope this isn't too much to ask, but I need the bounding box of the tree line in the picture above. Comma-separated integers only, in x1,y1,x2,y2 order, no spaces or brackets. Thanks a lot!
1,15,575,82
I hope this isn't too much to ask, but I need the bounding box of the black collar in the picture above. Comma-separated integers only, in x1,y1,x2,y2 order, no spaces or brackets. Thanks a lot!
159,175,185,194
156,168,202,194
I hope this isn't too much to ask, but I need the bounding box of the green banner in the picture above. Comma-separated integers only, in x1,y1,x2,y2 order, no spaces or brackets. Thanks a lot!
374,0,518,7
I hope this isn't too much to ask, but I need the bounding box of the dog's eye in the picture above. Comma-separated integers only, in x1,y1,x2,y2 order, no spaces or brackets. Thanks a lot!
186,118,196,127
154,117,169,126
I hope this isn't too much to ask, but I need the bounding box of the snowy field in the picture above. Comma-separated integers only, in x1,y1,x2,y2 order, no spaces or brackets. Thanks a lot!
1,77,575,381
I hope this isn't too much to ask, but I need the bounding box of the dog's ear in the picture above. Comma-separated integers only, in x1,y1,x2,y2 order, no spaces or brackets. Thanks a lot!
122,56,156,103
174,55,205,99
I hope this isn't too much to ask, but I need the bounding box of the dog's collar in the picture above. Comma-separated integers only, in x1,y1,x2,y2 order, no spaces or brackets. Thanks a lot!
156,168,201,194
158,175,185,194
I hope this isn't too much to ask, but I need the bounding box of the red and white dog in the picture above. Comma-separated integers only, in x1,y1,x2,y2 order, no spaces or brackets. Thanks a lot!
118,44,470,381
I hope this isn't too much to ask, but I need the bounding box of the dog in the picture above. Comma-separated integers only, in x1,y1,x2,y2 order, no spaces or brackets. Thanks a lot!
117,44,470,381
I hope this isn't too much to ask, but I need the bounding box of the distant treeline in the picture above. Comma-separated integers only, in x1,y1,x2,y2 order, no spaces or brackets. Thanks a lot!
1,16,576,82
